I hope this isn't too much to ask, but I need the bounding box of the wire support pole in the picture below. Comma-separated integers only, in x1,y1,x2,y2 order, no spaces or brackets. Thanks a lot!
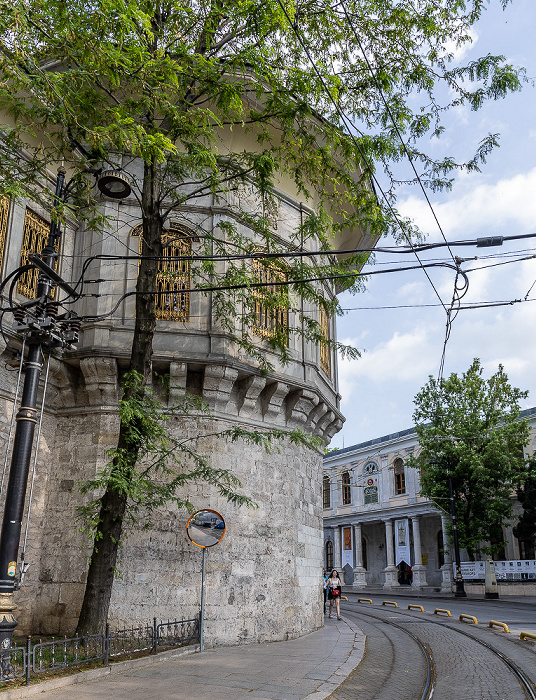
0,336,27,501
448,471,467,598
0,168,66,650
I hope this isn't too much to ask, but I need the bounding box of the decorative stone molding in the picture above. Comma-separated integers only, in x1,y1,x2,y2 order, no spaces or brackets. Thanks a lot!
314,408,335,438
324,417,343,442
260,381,290,422
285,389,318,428
48,357,75,408
236,375,266,418
168,362,187,407
79,357,118,405
203,365,239,413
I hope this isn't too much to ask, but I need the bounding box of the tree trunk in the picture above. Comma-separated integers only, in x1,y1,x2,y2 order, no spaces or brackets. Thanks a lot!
76,159,163,635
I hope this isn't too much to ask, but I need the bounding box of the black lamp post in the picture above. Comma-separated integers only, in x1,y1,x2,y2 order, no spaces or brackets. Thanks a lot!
431,455,467,598
0,166,130,650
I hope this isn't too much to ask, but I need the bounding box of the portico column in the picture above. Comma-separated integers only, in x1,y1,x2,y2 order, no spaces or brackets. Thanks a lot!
353,523,367,588
440,514,453,593
411,516,428,588
383,519,399,588
333,525,342,571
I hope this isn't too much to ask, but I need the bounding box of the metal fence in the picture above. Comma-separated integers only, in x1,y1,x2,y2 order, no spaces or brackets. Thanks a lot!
0,615,200,686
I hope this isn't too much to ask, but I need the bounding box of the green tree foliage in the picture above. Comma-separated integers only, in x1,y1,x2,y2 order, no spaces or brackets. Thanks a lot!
513,460,536,555
0,0,525,631
408,359,531,560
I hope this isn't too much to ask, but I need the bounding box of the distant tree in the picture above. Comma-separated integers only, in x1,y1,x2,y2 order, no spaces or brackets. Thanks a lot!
513,462,536,557
408,359,531,560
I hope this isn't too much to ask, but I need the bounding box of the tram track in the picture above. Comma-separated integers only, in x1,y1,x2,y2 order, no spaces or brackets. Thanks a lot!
338,602,536,700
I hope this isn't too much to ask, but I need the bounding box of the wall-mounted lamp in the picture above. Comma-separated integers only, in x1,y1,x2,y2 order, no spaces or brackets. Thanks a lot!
97,170,132,199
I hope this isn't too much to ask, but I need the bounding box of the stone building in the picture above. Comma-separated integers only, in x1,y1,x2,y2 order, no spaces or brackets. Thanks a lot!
323,407,536,592
0,164,370,644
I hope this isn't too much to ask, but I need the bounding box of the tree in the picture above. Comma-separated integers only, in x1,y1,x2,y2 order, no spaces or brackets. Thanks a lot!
408,359,531,560
0,1,524,632
513,460,536,557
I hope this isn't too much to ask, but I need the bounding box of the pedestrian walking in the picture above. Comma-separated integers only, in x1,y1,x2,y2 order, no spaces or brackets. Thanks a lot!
323,569,329,613
327,569,342,620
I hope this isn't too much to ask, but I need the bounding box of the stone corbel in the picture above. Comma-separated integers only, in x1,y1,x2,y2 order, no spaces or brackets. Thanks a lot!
168,362,187,407
285,389,319,428
314,407,335,437
260,381,290,423
323,417,343,442
80,357,118,406
237,375,266,418
203,365,239,413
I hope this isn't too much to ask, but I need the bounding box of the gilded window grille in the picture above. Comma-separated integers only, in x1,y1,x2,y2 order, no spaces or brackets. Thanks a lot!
319,305,331,378
17,208,55,299
252,256,288,342
131,222,192,322
0,197,9,276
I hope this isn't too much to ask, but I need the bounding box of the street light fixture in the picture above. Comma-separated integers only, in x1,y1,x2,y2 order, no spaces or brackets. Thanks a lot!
97,170,132,199
0,165,130,650
430,456,467,598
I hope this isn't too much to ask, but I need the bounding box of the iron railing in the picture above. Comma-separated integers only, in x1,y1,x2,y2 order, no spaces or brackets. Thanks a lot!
0,615,199,686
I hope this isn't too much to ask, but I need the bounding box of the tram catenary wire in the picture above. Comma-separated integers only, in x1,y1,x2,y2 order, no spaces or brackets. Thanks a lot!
344,599,536,700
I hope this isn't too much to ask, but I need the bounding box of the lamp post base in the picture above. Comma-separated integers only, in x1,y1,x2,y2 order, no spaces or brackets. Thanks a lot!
0,593,17,650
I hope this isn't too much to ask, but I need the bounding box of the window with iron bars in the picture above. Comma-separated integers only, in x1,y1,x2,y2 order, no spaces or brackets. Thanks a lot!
17,208,56,299
131,222,193,322
252,255,288,343
0,197,9,276
319,305,331,377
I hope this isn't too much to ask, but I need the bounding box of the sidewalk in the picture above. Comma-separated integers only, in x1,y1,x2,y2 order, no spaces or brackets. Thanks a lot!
4,617,365,700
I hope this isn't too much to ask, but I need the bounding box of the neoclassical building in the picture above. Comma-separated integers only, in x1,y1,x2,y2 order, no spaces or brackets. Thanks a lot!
323,407,536,592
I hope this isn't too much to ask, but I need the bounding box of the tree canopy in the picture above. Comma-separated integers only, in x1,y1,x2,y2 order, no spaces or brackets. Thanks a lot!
0,0,526,631
408,358,532,559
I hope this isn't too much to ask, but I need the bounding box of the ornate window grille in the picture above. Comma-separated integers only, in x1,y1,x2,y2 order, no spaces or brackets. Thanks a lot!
341,471,351,505
393,457,406,495
0,197,9,275
17,209,54,299
323,476,331,509
131,222,192,322
252,256,288,342
319,305,331,377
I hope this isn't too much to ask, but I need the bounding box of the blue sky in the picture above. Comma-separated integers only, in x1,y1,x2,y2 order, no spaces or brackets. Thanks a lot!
332,0,536,449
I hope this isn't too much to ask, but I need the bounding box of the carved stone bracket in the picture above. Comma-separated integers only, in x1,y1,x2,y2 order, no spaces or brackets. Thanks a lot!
285,389,319,428
314,408,335,438
324,417,344,442
80,357,118,406
203,365,239,413
260,381,290,423
237,375,266,418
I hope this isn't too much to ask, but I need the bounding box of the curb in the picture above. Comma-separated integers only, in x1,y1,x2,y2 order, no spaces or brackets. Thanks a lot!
0,644,199,699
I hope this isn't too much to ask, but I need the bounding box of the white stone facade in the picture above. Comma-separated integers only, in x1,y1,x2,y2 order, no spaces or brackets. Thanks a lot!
323,409,536,592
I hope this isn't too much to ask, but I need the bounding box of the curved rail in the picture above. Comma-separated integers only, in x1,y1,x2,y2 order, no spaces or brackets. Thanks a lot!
345,607,435,700
347,601,536,700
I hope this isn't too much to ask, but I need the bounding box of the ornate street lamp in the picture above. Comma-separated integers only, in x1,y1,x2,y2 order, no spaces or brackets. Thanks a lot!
97,170,132,199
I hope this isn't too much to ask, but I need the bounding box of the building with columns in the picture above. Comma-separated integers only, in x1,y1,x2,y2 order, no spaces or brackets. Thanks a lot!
323,408,536,591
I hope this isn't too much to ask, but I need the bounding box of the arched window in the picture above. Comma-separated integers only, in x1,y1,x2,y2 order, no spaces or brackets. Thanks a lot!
319,305,331,377
0,197,9,276
325,540,333,570
342,471,351,505
17,208,57,299
131,221,193,321
393,457,406,495
323,476,331,509
252,254,288,343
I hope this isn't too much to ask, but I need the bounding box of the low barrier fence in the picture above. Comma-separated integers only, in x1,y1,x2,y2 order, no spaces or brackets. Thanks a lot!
0,615,200,686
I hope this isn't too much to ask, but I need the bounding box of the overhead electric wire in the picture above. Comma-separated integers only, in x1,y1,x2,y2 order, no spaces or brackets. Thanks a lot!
274,0,449,312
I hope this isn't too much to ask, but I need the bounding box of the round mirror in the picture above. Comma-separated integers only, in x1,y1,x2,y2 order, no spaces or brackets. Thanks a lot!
186,509,225,548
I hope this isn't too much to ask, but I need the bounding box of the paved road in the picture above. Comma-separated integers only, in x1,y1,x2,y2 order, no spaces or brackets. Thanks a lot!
333,597,536,700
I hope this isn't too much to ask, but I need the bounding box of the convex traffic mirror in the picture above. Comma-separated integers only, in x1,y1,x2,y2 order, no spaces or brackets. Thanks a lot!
186,509,225,548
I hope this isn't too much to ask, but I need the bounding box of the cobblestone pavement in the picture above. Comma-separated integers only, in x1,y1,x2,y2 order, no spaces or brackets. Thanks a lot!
337,604,536,700
327,613,427,700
